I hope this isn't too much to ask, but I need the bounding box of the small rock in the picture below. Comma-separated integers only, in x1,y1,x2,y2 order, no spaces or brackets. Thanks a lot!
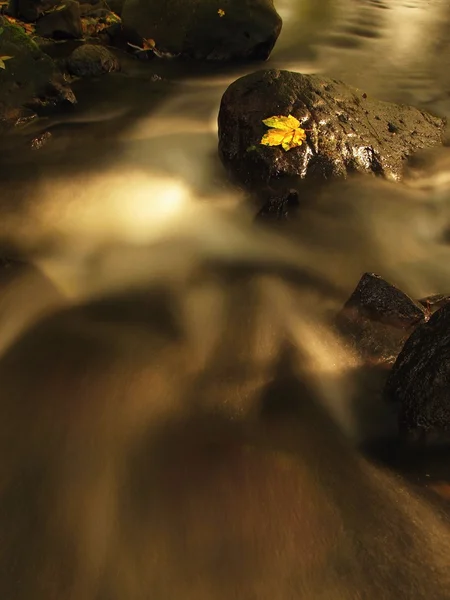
67,44,120,77
384,302,450,444
121,0,282,61
218,70,445,188
336,273,426,363
35,0,82,39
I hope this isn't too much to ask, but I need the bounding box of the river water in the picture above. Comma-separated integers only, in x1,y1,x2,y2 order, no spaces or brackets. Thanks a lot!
0,0,450,468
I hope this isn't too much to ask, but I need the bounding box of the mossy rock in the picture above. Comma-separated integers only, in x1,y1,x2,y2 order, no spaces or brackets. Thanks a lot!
0,16,75,129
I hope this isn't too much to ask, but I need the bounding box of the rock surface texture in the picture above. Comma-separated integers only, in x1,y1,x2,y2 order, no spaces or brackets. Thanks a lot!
67,44,120,77
218,70,446,187
384,302,450,443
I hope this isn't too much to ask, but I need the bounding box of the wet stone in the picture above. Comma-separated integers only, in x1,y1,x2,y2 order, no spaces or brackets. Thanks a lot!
218,69,446,188
384,302,450,445
67,44,120,77
336,273,427,364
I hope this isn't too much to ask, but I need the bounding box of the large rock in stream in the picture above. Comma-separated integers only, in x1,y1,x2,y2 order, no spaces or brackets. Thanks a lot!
0,16,76,130
121,0,282,61
218,70,446,188
384,302,450,444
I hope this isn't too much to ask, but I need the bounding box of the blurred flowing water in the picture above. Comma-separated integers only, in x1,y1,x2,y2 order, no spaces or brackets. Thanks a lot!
0,0,450,456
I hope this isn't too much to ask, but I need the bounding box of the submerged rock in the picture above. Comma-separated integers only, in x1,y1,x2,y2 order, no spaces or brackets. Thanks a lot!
337,273,426,364
384,302,450,444
255,189,300,221
218,70,445,188
35,0,82,39
0,17,76,130
67,44,120,77
121,0,282,61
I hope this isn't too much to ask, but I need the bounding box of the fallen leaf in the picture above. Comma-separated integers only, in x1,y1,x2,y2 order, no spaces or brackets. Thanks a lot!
143,38,155,50
260,114,307,151
218,8,225,17
262,114,301,130
4,15,35,34
0,55,13,69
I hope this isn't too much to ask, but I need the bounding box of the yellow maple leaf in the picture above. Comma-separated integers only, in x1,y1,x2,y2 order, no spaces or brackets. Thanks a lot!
218,8,225,17
260,114,307,151
0,55,14,70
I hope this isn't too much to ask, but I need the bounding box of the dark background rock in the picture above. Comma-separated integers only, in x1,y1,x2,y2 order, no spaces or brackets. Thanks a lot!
121,0,282,61
337,273,427,364
6,0,60,22
105,0,124,15
0,16,76,131
218,70,445,188
35,0,82,39
67,43,120,77
384,302,450,444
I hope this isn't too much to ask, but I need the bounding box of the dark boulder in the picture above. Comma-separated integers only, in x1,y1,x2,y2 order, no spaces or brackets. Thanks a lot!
0,17,76,131
67,44,120,77
218,70,445,188
121,0,282,61
337,273,427,364
6,0,60,22
384,302,450,444
35,0,82,39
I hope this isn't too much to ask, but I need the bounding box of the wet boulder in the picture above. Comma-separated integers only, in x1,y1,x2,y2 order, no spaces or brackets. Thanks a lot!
384,302,450,444
67,44,120,77
218,70,445,188
121,0,282,61
0,17,76,131
336,273,427,364
35,0,82,39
